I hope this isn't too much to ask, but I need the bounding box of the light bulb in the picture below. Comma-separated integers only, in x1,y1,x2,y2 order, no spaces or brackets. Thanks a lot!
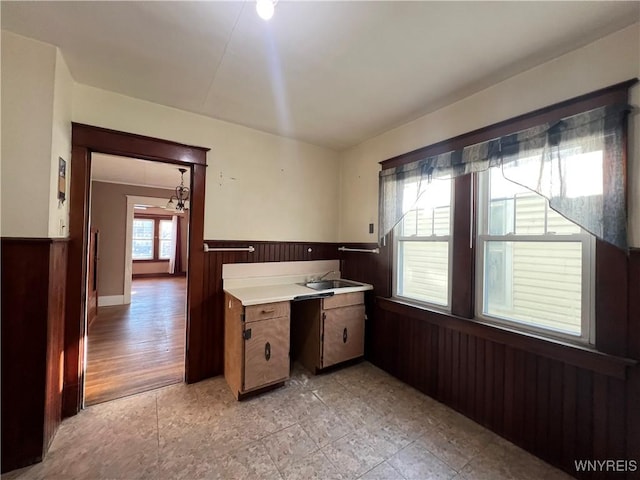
256,0,274,20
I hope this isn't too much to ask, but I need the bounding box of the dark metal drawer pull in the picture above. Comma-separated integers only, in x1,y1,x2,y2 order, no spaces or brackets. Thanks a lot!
343,328,348,343
265,342,271,361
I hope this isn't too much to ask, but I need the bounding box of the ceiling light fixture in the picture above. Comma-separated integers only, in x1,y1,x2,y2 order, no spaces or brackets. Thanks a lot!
256,0,276,21
166,168,190,212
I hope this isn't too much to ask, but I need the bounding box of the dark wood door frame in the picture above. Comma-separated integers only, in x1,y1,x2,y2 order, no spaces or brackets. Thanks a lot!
63,123,209,417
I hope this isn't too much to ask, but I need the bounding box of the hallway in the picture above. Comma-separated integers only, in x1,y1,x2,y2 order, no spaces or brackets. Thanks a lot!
84,277,186,405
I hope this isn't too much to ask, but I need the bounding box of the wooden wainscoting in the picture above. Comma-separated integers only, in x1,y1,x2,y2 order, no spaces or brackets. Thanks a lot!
372,299,636,478
348,245,640,480
1,238,67,473
84,277,186,405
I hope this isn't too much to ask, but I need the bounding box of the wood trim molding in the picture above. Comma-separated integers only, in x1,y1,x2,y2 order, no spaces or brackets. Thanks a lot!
64,124,209,418
0,237,69,243
132,272,186,279
450,174,474,317
380,78,638,170
71,123,208,166
376,297,636,380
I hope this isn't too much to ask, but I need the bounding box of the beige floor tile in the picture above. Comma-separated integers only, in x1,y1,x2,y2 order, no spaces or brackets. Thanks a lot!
216,442,283,480
262,423,319,470
283,388,333,422
340,397,386,428
360,418,414,459
9,392,161,480
235,385,303,431
3,362,571,480
458,437,574,480
310,380,351,406
359,461,406,480
388,441,458,480
417,418,494,471
332,362,388,392
280,450,345,480
287,364,340,391
322,432,386,479
299,407,356,448
437,410,500,453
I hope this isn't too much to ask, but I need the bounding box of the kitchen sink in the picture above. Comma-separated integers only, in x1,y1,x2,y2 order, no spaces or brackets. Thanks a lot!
302,279,361,290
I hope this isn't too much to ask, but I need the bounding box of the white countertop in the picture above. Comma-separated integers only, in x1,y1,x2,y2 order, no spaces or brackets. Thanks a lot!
224,280,373,306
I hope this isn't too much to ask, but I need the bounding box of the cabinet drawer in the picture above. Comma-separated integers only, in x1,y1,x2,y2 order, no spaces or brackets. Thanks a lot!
322,304,365,368
243,316,290,392
322,292,363,309
245,301,290,323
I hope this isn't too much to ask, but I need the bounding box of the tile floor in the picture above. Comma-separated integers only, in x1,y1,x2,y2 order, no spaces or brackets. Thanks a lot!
4,362,573,480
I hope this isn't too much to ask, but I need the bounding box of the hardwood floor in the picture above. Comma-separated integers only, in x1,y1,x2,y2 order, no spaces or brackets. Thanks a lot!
84,277,186,406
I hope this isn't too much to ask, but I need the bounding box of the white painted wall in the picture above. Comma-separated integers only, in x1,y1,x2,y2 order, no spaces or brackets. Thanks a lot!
72,85,341,242
3,24,638,246
338,23,640,247
1,31,56,237
49,48,73,238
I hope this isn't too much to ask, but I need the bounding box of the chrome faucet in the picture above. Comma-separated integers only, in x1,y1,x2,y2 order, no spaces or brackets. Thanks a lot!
312,270,338,282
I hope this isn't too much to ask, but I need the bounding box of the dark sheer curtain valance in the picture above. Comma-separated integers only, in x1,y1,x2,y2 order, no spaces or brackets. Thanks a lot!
379,103,632,250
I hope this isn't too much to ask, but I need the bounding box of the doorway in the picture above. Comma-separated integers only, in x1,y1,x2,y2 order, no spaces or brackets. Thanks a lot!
64,123,209,417
83,156,191,405
84,276,187,404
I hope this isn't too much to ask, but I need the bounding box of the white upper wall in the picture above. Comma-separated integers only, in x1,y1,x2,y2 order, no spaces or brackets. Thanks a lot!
49,48,73,238
338,23,640,247
4,24,639,245
1,31,57,237
72,84,341,242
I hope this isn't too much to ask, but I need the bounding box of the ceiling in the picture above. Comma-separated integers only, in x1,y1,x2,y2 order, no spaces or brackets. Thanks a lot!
2,1,639,150
92,153,190,190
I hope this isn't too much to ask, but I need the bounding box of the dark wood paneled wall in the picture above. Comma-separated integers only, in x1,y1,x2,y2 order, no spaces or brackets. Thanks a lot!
355,248,640,480
1,238,67,473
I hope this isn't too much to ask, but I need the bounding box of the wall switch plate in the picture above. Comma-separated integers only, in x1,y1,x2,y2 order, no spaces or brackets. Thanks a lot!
369,223,374,234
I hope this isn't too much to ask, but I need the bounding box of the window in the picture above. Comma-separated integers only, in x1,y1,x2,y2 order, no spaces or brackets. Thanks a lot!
158,220,173,259
132,216,173,261
132,218,154,260
394,178,453,308
477,168,594,342
380,86,631,349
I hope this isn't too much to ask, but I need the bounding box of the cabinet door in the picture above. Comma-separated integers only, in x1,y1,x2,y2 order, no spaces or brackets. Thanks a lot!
244,316,290,392
322,305,365,368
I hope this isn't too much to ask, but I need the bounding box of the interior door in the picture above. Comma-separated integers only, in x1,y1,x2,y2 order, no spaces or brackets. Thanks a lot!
87,228,99,328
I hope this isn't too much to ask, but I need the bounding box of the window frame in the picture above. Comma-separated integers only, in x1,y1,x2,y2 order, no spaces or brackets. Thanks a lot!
475,169,596,345
132,214,173,262
379,79,635,355
392,179,455,311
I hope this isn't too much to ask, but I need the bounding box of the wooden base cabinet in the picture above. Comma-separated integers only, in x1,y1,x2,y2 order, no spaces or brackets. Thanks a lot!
292,292,365,373
224,294,290,399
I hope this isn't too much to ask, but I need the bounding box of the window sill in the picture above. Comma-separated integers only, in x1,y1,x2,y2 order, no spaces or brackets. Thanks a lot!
377,296,636,380
133,259,170,263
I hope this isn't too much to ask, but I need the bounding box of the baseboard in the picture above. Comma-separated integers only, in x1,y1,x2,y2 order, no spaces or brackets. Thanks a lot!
98,295,125,307
132,272,187,279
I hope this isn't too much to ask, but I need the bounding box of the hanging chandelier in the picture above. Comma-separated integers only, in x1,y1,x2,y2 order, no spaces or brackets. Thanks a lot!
166,168,190,212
